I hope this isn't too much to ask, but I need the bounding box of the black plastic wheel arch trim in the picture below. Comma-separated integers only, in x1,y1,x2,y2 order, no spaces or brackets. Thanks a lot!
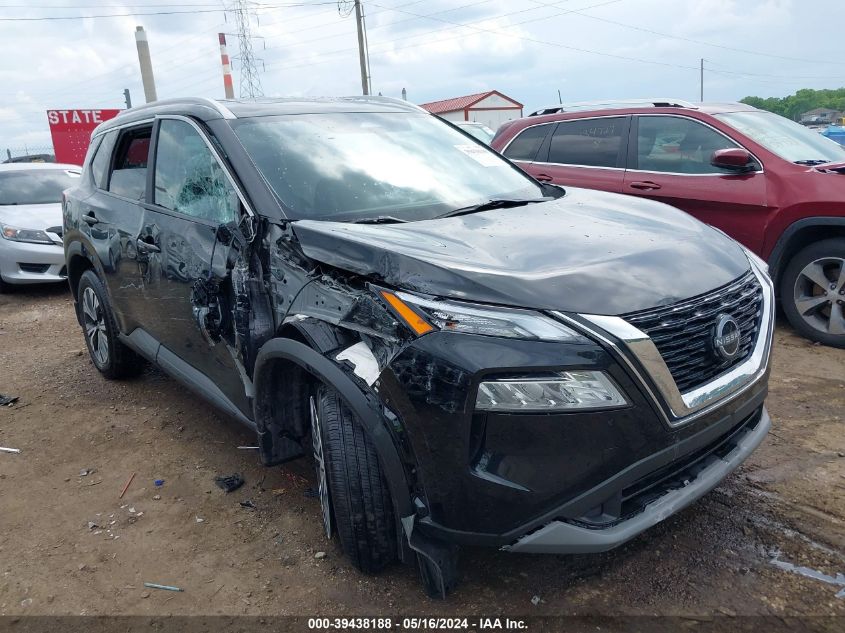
253,337,415,522
768,217,845,280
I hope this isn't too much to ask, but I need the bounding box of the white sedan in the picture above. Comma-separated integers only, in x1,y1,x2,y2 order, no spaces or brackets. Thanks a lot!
0,162,80,292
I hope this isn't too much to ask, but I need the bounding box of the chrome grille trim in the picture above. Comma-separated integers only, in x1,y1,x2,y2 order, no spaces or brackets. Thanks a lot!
621,271,763,393
551,260,774,427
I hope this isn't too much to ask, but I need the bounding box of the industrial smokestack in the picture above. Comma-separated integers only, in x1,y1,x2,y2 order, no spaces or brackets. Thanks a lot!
218,33,235,100
134,26,157,103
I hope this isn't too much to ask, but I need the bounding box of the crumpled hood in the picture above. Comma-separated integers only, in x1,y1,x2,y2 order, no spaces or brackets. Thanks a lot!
0,203,63,233
292,187,750,315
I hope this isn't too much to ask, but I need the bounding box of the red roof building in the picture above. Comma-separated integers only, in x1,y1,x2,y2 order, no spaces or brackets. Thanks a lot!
420,90,523,131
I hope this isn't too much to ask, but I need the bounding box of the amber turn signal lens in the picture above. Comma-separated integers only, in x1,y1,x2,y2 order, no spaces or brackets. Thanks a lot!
380,291,435,336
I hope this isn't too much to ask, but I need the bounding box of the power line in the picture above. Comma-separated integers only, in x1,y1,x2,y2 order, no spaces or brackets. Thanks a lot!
262,0,579,69
361,0,845,83
0,2,335,21
529,0,845,67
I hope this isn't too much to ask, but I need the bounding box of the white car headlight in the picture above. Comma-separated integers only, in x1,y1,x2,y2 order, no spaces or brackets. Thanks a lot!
1,224,55,245
390,291,586,342
476,371,628,412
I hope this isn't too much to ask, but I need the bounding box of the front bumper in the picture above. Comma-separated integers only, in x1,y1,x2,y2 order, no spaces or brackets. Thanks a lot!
378,262,773,552
0,239,66,284
505,406,770,553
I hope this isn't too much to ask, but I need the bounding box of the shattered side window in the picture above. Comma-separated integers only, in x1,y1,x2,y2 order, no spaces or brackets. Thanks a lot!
153,119,239,224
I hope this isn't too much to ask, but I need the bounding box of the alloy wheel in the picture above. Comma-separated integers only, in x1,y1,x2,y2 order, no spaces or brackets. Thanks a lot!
310,395,333,539
793,256,845,336
82,287,109,367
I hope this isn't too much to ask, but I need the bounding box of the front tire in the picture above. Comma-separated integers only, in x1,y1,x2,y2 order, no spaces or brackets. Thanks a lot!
77,269,145,378
313,385,397,573
780,238,845,348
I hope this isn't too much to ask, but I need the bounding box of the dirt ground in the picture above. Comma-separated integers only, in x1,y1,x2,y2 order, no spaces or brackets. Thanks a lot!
1,284,844,619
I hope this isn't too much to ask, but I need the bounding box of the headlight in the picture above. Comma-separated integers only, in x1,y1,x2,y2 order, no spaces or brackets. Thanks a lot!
476,371,628,412
1,224,55,245
383,290,585,342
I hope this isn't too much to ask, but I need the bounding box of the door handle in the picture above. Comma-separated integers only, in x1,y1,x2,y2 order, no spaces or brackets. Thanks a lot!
629,180,662,190
534,173,553,182
136,238,161,254
81,214,100,225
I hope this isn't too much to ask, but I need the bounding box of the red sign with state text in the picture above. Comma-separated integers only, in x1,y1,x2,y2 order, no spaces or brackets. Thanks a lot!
47,109,122,165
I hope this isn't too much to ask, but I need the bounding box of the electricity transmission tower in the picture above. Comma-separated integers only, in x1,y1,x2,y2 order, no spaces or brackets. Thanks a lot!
228,0,264,99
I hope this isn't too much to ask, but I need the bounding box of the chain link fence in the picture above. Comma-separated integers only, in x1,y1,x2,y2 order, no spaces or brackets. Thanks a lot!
3,145,55,163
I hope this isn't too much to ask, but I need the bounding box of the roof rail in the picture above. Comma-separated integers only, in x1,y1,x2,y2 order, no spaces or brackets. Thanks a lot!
339,94,427,112
117,97,236,119
528,98,697,117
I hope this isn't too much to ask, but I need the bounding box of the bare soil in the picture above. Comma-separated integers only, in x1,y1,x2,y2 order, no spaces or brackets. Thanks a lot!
1,284,844,617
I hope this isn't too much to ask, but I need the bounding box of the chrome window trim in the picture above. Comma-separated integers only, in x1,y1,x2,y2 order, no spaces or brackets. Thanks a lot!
499,121,556,159
154,114,255,218
502,114,628,165
506,113,766,176
91,117,155,141
530,161,624,171
634,114,765,175
551,259,774,427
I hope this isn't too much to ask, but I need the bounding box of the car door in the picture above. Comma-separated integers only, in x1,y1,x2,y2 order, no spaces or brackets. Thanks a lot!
81,124,152,332
519,116,629,193
139,115,252,415
623,115,769,251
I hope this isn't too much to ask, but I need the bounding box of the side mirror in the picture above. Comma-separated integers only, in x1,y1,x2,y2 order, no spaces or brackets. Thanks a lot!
711,148,755,172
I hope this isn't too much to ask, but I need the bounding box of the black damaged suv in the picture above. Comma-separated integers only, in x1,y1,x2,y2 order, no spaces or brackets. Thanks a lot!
64,97,773,596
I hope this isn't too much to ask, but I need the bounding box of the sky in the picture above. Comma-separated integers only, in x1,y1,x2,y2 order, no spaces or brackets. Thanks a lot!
1,0,843,151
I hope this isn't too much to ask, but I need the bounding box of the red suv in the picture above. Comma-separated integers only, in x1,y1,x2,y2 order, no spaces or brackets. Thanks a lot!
491,99,845,348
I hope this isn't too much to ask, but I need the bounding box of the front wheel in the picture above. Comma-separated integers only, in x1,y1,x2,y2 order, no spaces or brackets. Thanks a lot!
311,385,398,574
780,238,845,348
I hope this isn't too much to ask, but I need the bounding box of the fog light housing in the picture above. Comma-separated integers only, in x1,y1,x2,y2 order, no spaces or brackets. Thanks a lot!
475,371,627,412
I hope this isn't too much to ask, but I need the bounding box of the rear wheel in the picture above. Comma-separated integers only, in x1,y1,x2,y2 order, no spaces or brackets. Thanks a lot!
77,269,145,378
781,238,845,348
312,385,398,573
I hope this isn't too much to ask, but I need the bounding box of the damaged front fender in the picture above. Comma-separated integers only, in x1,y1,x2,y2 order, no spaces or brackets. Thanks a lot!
253,337,415,523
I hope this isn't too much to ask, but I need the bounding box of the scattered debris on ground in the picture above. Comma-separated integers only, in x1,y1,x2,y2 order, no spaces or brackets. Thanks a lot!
214,473,245,493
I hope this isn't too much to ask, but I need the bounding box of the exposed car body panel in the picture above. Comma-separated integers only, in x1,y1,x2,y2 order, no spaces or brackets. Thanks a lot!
293,187,750,315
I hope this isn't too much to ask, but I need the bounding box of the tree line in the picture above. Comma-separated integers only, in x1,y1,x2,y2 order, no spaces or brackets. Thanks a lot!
740,88,845,121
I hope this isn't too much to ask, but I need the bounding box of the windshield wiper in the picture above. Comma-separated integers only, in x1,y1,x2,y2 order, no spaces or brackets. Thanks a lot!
435,197,552,220
351,216,408,224
794,159,830,166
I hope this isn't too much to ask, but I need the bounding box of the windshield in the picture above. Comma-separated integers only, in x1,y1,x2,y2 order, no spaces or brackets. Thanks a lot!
716,110,845,164
231,112,543,221
458,123,495,145
0,169,80,205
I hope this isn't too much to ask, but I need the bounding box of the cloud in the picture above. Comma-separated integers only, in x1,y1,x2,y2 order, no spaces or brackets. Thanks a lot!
0,0,842,149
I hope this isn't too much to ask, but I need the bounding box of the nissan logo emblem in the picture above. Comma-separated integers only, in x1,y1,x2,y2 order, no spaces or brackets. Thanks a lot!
713,314,741,360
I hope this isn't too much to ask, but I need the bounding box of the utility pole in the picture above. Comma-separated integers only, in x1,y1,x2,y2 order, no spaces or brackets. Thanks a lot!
229,0,264,99
700,58,704,102
218,33,235,99
134,26,157,103
123,88,132,109
354,0,370,95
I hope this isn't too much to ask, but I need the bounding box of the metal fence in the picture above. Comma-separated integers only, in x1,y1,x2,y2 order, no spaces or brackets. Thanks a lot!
3,145,55,163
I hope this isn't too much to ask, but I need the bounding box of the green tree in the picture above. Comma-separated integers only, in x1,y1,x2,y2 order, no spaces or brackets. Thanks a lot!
740,88,845,120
